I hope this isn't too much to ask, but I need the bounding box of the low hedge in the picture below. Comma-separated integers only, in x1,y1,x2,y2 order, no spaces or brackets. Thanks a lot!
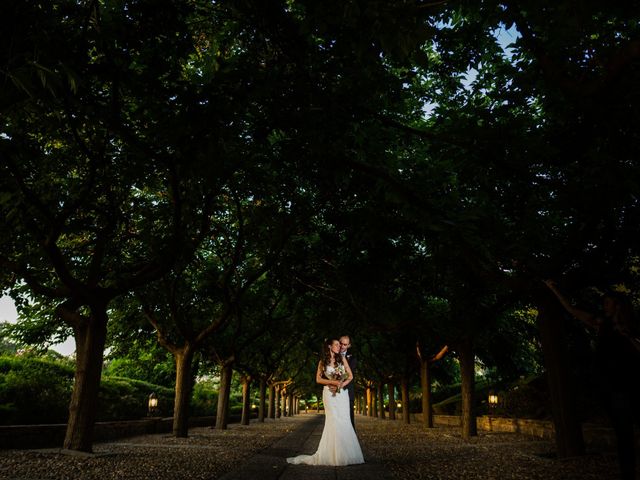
0,356,220,425
0,356,73,425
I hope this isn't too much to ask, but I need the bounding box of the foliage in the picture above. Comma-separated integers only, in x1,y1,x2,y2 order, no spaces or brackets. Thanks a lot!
0,354,191,424
103,351,176,390
191,379,218,418
0,355,73,425
0,323,19,355
2,0,640,440
97,376,174,421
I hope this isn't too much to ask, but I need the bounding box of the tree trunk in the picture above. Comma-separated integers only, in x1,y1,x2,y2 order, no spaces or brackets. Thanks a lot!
377,383,385,419
215,363,233,430
275,385,281,418
281,391,287,416
173,346,195,437
537,290,585,457
372,386,378,418
282,389,286,416
258,378,266,422
287,394,293,416
459,336,477,440
420,357,433,427
63,307,109,452
268,384,275,419
241,376,251,425
388,382,396,420
366,387,373,416
401,377,410,424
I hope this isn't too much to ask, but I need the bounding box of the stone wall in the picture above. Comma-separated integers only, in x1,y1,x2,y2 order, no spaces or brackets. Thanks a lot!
434,414,554,439
432,414,630,448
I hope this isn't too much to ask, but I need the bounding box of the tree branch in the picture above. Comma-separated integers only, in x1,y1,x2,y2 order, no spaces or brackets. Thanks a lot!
0,255,71,298
142,304,178,355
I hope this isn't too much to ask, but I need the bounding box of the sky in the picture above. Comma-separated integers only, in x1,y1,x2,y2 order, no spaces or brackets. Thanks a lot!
1,295,75,356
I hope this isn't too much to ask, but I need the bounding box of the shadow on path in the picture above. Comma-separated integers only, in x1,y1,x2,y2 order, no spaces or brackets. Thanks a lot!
217,414,391,480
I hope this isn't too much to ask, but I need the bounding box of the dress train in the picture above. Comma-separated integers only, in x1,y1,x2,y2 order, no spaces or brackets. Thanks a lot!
286,385,364,466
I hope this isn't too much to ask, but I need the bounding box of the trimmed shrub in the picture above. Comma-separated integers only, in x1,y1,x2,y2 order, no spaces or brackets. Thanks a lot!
97,376,174,421
1,355,255,424
0,356,174,424
191,381,217,417
0,355,73,424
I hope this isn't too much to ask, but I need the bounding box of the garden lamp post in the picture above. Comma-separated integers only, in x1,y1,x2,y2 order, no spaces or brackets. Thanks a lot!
148,392,158,416
488,391,499,411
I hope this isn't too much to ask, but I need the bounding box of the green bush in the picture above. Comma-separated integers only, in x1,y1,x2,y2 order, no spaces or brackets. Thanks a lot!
97,376,174,421
103,355,176,389
0,355,235,424
0,355,74,424
0,355,175,424
191,381,217,417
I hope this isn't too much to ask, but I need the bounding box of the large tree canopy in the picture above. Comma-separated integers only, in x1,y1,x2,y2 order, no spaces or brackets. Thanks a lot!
1,0,639,453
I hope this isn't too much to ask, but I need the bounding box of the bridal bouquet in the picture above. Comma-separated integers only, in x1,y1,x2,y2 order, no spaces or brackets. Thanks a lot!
328,364,347,397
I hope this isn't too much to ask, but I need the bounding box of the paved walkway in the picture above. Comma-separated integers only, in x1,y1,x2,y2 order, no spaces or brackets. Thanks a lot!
219,414,392,480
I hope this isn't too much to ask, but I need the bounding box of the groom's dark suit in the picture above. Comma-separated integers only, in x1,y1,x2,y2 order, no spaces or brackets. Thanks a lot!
344,352,357,428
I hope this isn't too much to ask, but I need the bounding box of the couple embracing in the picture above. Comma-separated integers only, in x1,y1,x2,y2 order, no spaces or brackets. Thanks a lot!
287,336,365,466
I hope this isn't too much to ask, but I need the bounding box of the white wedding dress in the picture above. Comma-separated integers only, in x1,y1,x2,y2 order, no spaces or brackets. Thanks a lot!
286,365,364,466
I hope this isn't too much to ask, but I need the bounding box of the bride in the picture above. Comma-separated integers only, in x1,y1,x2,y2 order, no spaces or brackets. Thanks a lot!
287,338,365,466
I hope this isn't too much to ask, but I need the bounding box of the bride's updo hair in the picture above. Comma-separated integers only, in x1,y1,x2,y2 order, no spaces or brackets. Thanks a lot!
322,338,344,368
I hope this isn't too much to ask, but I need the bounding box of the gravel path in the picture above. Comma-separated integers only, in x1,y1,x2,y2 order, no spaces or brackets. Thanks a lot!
0,414,632,480
0,419,297,480
355,417,625,480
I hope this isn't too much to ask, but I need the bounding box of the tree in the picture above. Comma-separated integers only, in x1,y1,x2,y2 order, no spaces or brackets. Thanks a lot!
0,0,255,451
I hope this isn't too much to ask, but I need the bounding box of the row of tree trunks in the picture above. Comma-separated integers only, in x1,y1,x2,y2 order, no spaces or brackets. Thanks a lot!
358,381,412,422
205,320,579,458
274,391,300,417
356,382,396,418
341,322,580,460
216,375,298,429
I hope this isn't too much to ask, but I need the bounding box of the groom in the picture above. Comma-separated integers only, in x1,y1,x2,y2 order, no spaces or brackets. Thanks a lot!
340,335,357,428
